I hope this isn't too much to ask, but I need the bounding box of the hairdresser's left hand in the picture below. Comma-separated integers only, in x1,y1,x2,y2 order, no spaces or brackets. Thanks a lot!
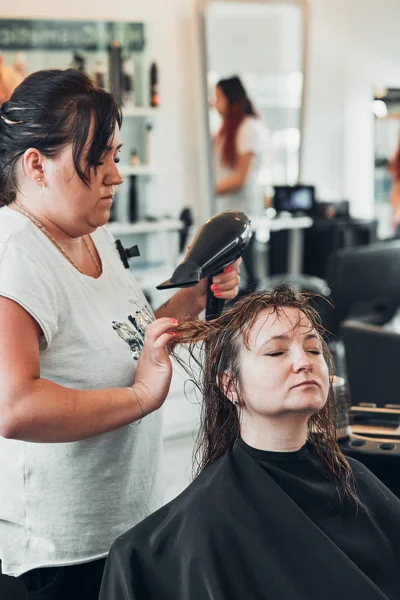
191,257,242,311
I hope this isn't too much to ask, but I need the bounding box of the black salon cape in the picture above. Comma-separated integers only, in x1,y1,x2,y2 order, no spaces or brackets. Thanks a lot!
99,441,400,600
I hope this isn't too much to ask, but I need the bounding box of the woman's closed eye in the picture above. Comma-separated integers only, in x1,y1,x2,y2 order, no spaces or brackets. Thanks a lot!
266,348,322,357
95,153,121,166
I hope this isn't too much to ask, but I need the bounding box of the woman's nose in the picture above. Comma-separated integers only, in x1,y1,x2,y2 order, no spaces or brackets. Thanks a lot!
293,350,313,372
106,164,124,187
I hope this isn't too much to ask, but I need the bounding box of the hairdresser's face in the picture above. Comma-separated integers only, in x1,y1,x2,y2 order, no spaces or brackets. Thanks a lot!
40,123,123,235
214,86,228,117
236,308,329,421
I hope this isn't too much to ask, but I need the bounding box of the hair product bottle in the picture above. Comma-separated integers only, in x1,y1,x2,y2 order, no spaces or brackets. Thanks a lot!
109,192,117,223
145,123,153,166
150,62,159,107
94,60,107,89
72,52,86,72
122,56,135,108
109,41,122,106
130,149,141,166
129,175,139,222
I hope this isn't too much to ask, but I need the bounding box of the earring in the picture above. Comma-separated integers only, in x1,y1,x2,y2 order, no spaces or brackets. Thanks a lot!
37,178,44,193
234,400,239,406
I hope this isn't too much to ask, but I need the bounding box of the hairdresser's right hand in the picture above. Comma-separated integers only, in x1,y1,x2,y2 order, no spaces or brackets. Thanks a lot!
133,318,178,414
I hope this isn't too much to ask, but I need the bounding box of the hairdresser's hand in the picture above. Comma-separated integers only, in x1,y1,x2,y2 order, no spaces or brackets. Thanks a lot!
133,318,177,414
190,257,242,311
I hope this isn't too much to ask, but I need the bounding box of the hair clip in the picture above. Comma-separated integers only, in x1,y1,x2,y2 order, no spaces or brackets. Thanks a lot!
0,113,24,125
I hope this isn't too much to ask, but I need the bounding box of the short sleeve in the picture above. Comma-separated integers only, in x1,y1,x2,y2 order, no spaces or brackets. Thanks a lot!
236,118,267,157
0,244,59,348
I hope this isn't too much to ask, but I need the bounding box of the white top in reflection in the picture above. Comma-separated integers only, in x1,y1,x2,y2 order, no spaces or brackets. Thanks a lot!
214,115,268,217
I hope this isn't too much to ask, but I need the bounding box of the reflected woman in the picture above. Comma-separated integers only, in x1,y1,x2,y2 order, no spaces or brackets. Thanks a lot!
213,76,268,291
213,76,267,217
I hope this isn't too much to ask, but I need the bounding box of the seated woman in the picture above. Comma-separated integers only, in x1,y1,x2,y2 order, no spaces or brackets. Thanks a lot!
99,287,400,600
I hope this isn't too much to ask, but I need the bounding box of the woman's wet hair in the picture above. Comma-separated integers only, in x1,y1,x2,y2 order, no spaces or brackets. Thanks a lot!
0,68,122,205
170,285,361,508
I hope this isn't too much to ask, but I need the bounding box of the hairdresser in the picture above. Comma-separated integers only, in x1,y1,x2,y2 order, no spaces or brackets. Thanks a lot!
0,68,241,600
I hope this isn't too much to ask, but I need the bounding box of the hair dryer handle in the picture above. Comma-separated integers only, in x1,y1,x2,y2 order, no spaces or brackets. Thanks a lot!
205,275,225,321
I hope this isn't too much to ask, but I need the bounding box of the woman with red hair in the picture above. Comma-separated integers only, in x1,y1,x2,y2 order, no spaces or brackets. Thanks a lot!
213,76,268,291
214,76,267,215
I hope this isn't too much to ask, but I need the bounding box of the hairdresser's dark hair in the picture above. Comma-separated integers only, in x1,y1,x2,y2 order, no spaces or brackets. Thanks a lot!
0,68,122,205
217,75,258,168
171,286,360,507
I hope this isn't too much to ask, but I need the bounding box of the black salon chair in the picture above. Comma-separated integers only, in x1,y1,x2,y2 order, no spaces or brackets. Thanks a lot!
323,239,400,339
302,216,378,279
341,320,400,408
317,239,400,376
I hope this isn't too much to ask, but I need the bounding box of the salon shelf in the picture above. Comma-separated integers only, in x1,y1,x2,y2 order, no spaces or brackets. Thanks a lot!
251,215,313,231
122,107,159,117
107,219,182,235
118,165,156,176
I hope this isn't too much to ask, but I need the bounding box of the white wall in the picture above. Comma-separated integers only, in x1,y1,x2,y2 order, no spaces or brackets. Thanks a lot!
302,0,400,218
206,2,303,74
300,0,346,203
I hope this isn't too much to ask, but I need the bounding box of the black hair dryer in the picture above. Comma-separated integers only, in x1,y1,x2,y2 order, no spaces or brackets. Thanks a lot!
156,210,252,320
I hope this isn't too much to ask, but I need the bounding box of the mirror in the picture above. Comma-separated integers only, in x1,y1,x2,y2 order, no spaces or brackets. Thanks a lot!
202,0,306,216
373,87,400,239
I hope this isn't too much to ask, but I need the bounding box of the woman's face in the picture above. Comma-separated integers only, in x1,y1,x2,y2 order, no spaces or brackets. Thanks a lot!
35,123,123,236
235,307,329,421
214,86,228,116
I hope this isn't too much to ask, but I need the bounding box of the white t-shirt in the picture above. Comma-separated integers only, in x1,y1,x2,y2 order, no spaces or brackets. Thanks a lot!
0,206,163,577
215,116,268,217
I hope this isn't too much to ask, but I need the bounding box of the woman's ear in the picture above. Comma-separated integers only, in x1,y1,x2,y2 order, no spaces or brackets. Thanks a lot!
22,148,45,184
218,372,239,405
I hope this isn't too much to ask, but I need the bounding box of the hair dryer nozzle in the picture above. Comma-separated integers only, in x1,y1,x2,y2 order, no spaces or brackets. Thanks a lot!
156,210,252,291
157,260,201,290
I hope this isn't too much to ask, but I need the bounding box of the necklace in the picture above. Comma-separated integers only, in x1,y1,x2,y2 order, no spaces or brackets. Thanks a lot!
13,203,102,276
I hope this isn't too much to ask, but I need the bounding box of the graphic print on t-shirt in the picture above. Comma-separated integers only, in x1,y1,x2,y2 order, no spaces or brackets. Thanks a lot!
112,304,154,361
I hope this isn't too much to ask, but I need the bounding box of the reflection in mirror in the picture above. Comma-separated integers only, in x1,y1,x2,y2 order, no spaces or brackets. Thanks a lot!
202,0,305,217
373,88,400,239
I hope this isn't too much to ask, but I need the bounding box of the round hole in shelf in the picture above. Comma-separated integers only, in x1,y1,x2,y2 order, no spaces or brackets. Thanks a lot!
379,443,396,451
350,439,366,447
